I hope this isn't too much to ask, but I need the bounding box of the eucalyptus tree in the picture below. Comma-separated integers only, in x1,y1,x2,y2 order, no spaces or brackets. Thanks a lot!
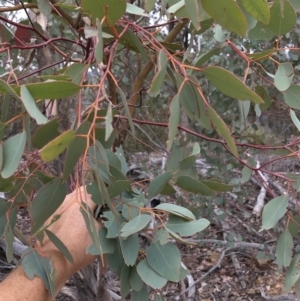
1,0,300,299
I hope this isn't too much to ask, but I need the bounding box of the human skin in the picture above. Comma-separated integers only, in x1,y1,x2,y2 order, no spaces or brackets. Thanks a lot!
0,186,100,301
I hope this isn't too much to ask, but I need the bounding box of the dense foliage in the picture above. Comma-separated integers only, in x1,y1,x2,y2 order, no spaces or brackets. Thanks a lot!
1,0,300,299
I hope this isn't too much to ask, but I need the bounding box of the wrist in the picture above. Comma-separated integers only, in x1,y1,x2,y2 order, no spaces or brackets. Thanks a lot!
39,245,73,293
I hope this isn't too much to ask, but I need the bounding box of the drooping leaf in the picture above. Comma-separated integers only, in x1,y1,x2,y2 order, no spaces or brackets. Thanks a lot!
290,109,300,132
137,259,168,289
15,81,80,99
39,130,75,162
202,0,247,36
288,215,300,237
176,175,214,195
179,155,196,170
108,180,131,198
284,85,300,110
95,19,103,63
166,215,210,236
185,0,201,30
31,179,67,234
147,241,181,282
274,62,294,92
148,49,168,97
0,79,21,99
255,86,271,111
20,86,47,125
201,180,233,192
240,166,252,184
94,171,120,220
0,102,11,136
0,215,7,240
203,66,264,104
248,49,275,62
81,0,126,25
208,106,239,158
268,0,296,37
87,227,115,255
117,87,135,137
63,121,89,180
120,233,139,266
260,196,288,231
45,229,74,264
238,100,250,127
80,201,103,257
148,171,173,199
89,143,111,184
238,0,270,24
22,248,55,295
122,30,150,60
120,214,152,237
155,203,196,220
285,254,300,292
131,285,149,301
108,240,125,276
105,102,114,142
4,221,14,263
167,94,180,151
177,74,211,129
130,266,144,291
32,118,60,149
115,146,128,175
1,132,26,179
120,265,132,298
64,63,89,85
276,229,293,270
192,47,220,68
248,21,275,41
0,199,10,218
94,128,116,149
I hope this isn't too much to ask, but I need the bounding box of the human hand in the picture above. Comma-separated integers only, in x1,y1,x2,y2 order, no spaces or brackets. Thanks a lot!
38,186,100,275
0,186,101,301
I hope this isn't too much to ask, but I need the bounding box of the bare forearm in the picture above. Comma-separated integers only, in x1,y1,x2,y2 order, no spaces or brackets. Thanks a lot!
0,250,72,301
0,188,98,301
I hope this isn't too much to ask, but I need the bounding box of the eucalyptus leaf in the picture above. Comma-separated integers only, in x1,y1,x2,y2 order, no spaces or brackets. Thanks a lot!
203,67,264,104
120,233,139,266
1,132,26,179
31,179,67,234
166,215,210,236
120,214,152,237
148,50,168,97
39,130,75,162
260,196,288,231
147,241,181,282
137,259,168,289
148,171,173,199
156,203,196,220
202,0,247,36
276,229,293,270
